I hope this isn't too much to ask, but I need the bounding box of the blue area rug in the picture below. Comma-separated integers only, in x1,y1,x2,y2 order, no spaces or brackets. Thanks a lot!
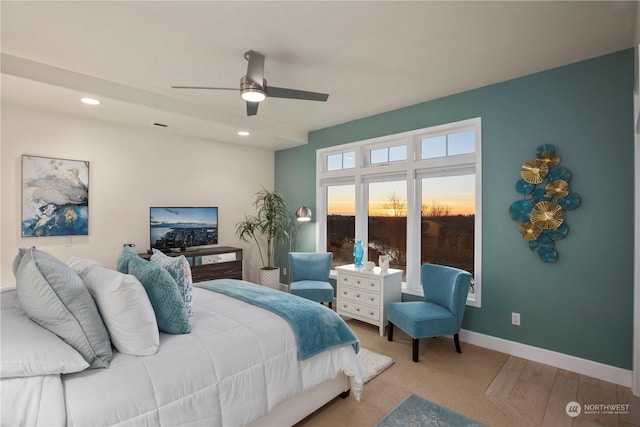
375,394,487,427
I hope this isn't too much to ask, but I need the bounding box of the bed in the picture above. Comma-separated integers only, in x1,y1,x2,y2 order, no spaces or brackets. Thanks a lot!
1,249,363,427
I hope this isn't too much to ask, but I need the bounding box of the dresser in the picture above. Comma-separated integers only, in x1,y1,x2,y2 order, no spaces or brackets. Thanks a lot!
139,246,242,283
336,264,402,336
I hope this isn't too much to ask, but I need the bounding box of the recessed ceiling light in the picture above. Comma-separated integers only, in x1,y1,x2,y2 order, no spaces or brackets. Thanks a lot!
81,97,101,105
238,131,250,136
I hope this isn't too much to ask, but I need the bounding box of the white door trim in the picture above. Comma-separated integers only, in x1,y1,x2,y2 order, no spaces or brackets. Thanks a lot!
633,44,640,397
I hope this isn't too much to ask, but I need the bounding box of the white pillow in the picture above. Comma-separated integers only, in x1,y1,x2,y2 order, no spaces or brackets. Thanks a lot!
1,288,89,378
69,257,160,356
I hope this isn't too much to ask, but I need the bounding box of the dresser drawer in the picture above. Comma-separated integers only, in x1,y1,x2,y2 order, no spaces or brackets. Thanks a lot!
339,273,381,293
352,303,379,321
338,286,355,301
354,291,379,306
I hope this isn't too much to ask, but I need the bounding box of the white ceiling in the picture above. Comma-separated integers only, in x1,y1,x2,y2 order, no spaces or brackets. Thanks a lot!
1,1,637,150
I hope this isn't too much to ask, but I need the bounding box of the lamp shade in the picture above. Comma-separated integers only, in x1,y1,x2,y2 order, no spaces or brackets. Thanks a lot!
295,206,312,222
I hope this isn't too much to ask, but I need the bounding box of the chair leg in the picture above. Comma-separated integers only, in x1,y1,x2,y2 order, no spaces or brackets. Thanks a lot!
387,322,394,341
412,338,419,362
328,301,332,309
454,333,462,353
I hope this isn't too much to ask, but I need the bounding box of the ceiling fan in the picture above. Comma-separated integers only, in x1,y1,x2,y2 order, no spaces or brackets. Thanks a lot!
171,50,329,116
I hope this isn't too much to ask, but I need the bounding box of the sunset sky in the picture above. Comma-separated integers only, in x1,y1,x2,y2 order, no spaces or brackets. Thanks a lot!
328,175,475,216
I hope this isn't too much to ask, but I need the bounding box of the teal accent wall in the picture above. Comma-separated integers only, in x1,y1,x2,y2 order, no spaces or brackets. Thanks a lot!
275,49,634,369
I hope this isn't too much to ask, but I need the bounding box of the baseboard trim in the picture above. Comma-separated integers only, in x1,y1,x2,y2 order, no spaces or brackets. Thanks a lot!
459,329,632,388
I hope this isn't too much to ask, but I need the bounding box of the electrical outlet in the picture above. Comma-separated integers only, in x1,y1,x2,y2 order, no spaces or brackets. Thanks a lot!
512,312,521,326
283,267,287,276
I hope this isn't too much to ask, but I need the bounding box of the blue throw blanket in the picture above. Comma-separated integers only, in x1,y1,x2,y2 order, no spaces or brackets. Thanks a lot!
195,279,359,360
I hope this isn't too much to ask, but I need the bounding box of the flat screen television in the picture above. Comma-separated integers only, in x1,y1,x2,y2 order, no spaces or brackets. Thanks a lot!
150,207,218,251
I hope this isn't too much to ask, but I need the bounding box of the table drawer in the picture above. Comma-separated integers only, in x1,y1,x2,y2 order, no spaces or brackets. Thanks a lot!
352,303,379,321
338,286,355,301
339,273,382,293
354,291,380,306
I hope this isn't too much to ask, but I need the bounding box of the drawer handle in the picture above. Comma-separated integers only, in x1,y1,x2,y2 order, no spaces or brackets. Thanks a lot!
343,291,347,295
356,308,360,312
369,312,374,316
356,280,361,284
369,283,375,287
370,297,375,302
356,294,361,298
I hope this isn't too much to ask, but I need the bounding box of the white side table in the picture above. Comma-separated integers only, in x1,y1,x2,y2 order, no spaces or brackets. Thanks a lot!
336,264,402,336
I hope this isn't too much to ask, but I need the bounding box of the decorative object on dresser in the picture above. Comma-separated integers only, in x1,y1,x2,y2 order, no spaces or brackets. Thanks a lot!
336,264,402,336
139,246,242,283
235,188,288,287
352,240,365,267
387,263,472,362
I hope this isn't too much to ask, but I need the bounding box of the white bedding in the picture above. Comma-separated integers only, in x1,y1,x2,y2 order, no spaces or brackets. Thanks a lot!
2,286,362,426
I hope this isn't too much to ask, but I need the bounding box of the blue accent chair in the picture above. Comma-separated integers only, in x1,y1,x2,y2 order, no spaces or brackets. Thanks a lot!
387,263,472,362
288,252,334,308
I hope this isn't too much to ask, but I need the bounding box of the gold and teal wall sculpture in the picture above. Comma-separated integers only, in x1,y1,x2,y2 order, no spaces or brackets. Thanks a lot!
509,145,581,263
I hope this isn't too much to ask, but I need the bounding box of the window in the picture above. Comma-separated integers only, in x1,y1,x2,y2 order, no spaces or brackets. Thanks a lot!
370,144,408,165
421,174,475,276
327,151,356,171
326,184,355,268
368,181,407,280
317,118,482,307
421,130,475,159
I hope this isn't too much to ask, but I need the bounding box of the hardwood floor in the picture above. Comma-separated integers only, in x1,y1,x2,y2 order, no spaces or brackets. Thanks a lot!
296,319,639,427
486,356,640,426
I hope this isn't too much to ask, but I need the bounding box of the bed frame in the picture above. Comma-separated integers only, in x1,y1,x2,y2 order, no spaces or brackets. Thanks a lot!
247,374,350,426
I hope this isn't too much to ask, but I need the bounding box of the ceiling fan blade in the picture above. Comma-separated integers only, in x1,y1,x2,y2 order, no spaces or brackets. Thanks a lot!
266,86,329,102
171,86,239,91
246,101,259,116
246,50,265,85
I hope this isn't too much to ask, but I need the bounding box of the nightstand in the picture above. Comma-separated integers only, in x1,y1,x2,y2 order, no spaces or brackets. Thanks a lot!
336,264,402,336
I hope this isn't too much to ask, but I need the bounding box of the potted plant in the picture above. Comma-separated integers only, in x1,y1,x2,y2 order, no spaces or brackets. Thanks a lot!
235,188,289,288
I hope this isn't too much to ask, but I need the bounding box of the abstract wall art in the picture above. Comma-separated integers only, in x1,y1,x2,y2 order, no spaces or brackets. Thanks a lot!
21,155,89,237
509,145,581,263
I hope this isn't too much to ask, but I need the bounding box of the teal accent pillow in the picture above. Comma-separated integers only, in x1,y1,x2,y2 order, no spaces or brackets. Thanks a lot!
117,247,190,334
150,249,193,316
13,247,111,369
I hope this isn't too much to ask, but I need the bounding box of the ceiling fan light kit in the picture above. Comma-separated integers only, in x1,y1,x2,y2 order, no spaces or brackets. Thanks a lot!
172,49,329,116
240,76,266,102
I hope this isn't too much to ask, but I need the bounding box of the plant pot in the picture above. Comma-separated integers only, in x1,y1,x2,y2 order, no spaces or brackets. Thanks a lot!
259,267,281,290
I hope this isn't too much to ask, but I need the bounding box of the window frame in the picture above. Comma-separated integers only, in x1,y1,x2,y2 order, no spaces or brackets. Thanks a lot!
317,117,482,307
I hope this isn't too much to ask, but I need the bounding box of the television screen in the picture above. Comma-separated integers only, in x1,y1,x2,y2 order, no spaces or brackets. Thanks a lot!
150,207,218,251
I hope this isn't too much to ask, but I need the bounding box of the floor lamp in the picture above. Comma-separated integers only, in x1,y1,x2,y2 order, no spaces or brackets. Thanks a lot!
289,206,312,252
288,206,312,285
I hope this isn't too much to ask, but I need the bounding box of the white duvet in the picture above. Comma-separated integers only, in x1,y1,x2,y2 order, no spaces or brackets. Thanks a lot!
2,287,362,427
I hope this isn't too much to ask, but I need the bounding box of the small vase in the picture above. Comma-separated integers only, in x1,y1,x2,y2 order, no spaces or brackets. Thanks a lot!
353,240,364,267
379,255,390,272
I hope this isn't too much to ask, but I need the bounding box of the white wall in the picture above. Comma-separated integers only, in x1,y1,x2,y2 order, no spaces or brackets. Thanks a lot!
1,102,274,285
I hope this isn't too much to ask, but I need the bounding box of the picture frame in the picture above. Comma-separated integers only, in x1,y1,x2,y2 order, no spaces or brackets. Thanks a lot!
21,155,89,237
